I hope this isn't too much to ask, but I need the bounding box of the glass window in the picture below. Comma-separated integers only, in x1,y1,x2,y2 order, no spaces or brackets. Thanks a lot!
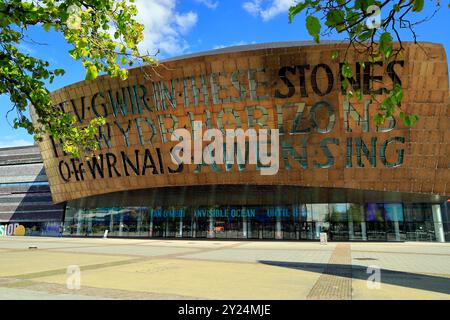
311,204,329,222
59,201,445,242
90,208,111,236
384,204,404,222
329,204,348,222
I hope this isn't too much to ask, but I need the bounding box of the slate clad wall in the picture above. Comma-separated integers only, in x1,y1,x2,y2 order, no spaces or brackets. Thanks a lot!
0,145,64,223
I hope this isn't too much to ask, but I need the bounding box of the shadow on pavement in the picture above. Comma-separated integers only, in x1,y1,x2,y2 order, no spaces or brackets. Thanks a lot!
258,260,450,295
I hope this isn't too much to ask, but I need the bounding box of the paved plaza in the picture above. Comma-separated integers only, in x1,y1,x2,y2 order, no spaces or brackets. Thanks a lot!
0,237,449,299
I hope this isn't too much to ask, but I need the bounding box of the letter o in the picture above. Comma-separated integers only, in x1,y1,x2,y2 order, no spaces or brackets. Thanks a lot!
309,101,336,134
6,224,14,236
217,108,242,134
59,160,72,182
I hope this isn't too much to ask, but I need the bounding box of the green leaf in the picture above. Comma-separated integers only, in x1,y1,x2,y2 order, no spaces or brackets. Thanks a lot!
374,113,386,125
119,68,128,80
412,0,424,12
2,0,157,158
369,51,383,62
379,32,393,59
379,32,392,46
288,2,309,23
404,116,412,127
356,89,363,101
331,51,339,60
391,84,403,105
358,0,375,11
325,9,345,28
399,112,417,127
306,15,321,43
341,78,349,91
384,46,393,59
85,65,98,80
354,0,363,9
357,30,372,42
341,62,353,78
54,69,65,76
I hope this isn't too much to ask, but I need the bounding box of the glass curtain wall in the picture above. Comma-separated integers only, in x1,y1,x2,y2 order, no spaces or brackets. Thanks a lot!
63,203,441,241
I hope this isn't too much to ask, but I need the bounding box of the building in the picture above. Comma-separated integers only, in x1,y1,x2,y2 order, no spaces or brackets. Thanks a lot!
0,145,64,236
30,42,449,242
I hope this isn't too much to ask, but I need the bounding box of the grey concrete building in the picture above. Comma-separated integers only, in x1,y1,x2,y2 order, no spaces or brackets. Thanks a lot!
0,144,64,236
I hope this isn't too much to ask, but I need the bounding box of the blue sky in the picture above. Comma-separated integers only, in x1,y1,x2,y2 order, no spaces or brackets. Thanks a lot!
1,0,449,147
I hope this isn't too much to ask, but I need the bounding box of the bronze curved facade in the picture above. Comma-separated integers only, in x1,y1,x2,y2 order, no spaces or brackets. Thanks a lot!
36,42,449,204
33,42,450,242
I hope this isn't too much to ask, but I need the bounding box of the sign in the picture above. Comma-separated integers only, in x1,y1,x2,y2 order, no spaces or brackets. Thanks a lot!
51,60,407,183
33,42,450,203
0,223,26,237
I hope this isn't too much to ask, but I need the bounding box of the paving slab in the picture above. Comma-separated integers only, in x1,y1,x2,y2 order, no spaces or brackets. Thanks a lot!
0,237,448,299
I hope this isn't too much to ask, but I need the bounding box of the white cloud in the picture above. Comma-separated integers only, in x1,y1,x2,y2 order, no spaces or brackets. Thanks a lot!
194,0,219,9
134,0,198,57
243,0,262,16
0,139,33,148
243,0,296,21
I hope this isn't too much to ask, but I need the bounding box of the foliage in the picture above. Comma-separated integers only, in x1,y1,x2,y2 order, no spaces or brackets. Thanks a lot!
0,0,156,157
289,0,443,127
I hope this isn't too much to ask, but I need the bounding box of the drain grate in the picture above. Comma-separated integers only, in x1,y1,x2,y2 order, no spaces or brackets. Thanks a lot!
354,257,378,261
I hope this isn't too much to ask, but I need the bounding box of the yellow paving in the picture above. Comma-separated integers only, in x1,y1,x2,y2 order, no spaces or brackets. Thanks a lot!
35,258,321,299
0,250,132,278
0,237,449,299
